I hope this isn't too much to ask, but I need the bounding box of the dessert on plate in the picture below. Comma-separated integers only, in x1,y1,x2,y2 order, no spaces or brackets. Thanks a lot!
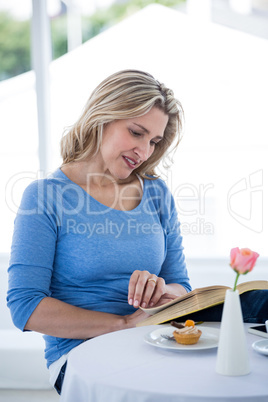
171,320,202,345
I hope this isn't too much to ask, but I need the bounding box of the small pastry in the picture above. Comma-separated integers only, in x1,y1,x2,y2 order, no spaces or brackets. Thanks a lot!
171,320,202,345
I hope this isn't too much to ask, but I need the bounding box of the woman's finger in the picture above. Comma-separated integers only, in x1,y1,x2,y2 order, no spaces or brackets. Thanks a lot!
129,270,154,308
147,277,166,307
128,270,150,306
131,271,152,307
139,275,158,308
128,270,141,306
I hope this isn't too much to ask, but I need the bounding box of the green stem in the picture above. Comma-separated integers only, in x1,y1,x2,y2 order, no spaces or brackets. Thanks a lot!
233,272,240,291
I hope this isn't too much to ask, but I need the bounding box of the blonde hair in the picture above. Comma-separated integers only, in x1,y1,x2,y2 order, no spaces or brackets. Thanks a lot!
60,69,183,178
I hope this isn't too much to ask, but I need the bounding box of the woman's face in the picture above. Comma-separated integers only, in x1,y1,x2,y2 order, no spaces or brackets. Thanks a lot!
100,107,168,180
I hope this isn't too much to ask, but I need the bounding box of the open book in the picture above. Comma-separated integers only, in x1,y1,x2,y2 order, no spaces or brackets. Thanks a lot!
137,280,268,327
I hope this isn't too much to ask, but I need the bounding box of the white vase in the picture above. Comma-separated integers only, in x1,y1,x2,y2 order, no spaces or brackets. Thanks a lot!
216,289,250,376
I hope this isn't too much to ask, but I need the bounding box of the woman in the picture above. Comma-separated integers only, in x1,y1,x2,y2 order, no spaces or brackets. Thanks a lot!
7,70,191,394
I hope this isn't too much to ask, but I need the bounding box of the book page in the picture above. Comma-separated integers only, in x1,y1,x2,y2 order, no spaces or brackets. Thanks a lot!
237,280,268,293
139,284,229,315
137,280,268,326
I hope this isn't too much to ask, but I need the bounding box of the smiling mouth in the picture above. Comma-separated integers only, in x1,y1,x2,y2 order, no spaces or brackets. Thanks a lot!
123,156,138,169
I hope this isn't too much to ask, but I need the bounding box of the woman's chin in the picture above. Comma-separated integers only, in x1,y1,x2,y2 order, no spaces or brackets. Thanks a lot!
113,170,134,181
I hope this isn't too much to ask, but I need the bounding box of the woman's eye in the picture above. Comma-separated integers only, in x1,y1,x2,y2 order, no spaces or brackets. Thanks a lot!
130,129,142,137
150,139,161,146
130,129,161,146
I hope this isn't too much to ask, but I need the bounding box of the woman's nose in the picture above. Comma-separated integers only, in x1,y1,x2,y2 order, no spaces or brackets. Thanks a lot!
134,142,151,162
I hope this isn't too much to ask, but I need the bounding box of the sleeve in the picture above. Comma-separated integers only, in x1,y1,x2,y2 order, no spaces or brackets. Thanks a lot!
7,180,58,331
157,181,192,292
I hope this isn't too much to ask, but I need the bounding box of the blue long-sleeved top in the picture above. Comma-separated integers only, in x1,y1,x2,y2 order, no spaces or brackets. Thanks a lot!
7,168,191,367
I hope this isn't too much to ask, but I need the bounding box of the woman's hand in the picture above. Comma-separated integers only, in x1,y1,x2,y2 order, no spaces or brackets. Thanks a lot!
123,308,150,328
128,270,180,309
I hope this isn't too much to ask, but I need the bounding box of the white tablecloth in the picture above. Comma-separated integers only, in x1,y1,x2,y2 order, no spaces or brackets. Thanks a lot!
60,323,268,402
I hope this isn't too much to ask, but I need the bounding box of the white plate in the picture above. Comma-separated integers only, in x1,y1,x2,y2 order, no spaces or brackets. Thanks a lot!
144,326,219,351
252,339,268,356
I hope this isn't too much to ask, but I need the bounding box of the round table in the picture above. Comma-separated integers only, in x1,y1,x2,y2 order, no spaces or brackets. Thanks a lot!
60,323,268,402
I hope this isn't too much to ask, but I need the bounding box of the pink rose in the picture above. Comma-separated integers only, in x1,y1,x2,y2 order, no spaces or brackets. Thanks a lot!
230,247,259,275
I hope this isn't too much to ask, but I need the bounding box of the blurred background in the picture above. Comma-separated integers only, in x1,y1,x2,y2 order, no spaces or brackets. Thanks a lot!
1,0,268,272
0,0,268,399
